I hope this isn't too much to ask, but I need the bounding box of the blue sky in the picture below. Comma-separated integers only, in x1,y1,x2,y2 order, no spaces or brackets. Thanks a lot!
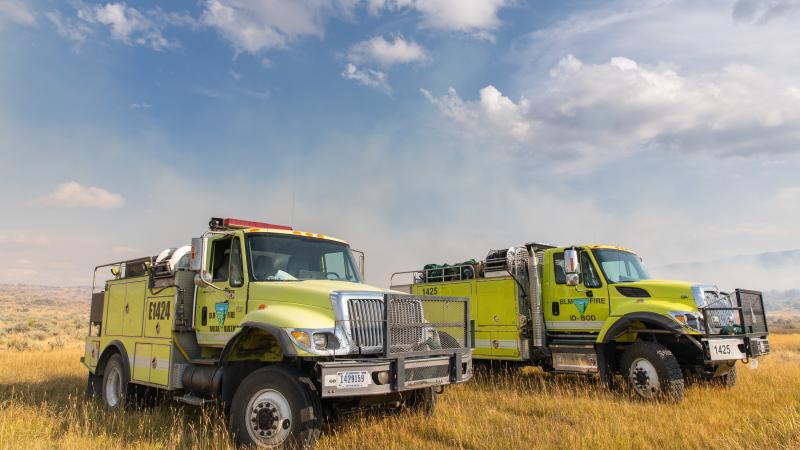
1,0,799,290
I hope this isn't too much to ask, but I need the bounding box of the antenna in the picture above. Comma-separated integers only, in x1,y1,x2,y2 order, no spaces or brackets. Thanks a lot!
290,154,297,228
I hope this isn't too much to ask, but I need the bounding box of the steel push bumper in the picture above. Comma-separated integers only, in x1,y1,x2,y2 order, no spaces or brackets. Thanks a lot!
701,336,770,363
318,353,472,398
700,289,771,363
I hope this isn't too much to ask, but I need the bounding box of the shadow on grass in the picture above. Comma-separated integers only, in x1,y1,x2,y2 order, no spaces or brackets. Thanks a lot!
1,374,235,449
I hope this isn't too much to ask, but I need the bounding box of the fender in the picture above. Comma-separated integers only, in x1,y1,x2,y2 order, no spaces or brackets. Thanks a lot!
599,312,689,344
220,321,298,364
96,339,131,380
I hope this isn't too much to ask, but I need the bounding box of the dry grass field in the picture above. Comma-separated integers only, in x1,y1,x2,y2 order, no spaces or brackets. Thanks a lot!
1,284,799,450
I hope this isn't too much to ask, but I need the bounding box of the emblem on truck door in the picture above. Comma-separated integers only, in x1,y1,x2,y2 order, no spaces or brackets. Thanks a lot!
573,298,589,315
215,302,229,327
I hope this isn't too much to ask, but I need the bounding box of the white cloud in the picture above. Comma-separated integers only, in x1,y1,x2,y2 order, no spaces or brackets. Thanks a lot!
201,0,358,55
342,63,391,93
0,0,36,26
347,35,430,67
424,54,800,161
43,182,125,209
368,0,510,37
46,11,92,45
49,2,190,51
422,85,531,141
129,102,151,110
92,2,175,50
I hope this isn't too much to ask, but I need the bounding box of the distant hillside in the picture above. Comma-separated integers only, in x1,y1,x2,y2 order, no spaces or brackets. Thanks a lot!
656,249,800,292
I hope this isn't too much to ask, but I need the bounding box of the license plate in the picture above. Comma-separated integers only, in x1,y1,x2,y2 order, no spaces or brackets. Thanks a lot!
336,371,370,388
708,338,746,361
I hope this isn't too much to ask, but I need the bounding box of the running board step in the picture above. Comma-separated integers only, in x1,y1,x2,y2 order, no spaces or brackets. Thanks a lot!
187,358,218,366
174,394,215,406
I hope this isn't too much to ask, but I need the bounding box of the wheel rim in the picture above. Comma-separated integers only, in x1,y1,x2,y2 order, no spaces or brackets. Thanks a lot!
629,357,660,398
105,365,122,407
245,389,292,447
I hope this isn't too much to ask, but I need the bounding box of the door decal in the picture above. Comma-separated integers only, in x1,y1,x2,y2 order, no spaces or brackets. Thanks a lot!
573,298,589,315
215,302,229,327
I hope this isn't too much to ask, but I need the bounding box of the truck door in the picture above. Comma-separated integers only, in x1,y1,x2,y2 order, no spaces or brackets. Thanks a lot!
195,235,248,347
544,249,609,332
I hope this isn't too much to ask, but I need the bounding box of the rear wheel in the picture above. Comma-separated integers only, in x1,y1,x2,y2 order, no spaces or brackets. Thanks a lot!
621,341,684,402
229,365,322,448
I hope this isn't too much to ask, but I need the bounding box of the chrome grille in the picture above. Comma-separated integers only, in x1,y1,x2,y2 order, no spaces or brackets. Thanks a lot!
347,298,384,349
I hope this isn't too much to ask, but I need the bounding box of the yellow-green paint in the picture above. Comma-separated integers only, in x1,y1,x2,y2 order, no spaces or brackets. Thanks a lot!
84,228,391,389
413,245,706,361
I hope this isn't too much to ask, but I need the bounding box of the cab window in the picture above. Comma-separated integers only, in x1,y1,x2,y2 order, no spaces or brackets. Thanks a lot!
580,251,602,288
553,252,567,284
210,237,244,286
553,251,602,288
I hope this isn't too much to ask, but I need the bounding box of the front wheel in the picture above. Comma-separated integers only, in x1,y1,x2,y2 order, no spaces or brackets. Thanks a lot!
712,365,737,387
404,387,437,416
620,341,684,402
229,365,322,449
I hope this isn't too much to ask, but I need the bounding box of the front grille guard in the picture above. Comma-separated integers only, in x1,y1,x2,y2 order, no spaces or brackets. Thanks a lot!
700,289,769,337
340,293,471,359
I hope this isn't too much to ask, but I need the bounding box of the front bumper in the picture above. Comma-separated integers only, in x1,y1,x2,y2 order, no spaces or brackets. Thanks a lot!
317,353,472,398
701,335,771,363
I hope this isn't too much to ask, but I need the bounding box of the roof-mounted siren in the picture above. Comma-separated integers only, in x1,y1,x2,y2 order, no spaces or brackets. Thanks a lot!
209,217,293,231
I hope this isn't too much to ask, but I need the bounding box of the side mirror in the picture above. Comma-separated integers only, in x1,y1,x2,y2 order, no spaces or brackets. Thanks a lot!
353,249,365,279
191,237,212,286
110,266,121,278
564,248,580,287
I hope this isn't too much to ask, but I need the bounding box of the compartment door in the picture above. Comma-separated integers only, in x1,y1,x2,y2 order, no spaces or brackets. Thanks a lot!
132,343,152,382
476,279,518,327
123,280,146,337
150,345,172,386
145,295,174,339
104,283,125,336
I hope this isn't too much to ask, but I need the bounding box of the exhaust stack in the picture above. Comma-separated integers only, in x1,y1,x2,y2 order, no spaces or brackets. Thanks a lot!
527,245,546,348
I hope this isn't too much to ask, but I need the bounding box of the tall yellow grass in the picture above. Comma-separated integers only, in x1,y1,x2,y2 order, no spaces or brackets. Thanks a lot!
1,334,799,450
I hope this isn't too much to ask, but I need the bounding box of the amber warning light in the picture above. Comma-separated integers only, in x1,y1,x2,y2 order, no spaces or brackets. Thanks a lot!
209,217,292,231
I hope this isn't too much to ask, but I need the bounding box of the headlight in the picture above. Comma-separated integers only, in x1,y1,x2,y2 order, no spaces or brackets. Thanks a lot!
668,311,704,333
287,328,340,353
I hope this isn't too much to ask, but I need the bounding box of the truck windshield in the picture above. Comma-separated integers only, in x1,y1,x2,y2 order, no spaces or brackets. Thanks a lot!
593,249,651,283
246,234,362,283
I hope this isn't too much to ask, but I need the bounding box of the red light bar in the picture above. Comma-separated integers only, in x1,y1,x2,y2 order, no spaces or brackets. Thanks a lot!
212,217,292,230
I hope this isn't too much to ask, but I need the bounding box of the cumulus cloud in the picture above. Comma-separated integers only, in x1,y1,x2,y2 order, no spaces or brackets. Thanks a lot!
0,0,36,26
48,2,194,50
201,0,358,54
347,35,430,67
46,11,92,45
423,54,800,161
341,63,391,93
421,85,532,141
368,0,510,37
43,182,125,209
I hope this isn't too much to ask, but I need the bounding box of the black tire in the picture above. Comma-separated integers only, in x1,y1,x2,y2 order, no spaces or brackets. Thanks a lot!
101,353,130,410
620,341,684,402
404,387,437,416
437,331,460,349
712,365,737,388
229,365,322,449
